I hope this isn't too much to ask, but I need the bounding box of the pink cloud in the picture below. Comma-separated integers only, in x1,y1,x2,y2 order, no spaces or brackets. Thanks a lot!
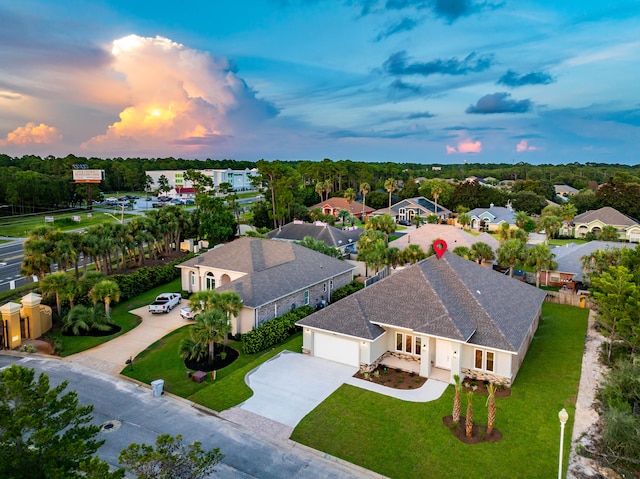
446,140,482,154
516,139,538,152
0,122,62,146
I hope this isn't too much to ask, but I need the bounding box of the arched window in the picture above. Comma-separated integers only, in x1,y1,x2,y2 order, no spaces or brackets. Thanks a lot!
205,272,215,290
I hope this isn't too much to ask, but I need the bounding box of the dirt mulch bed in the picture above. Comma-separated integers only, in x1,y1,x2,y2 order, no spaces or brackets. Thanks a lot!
21,339,53,355
184,344,239,372
442,415,503,444
353,365,427,390
462,380,511,397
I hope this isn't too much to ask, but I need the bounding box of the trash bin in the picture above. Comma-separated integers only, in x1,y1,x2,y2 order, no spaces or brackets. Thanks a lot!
151,379,164,397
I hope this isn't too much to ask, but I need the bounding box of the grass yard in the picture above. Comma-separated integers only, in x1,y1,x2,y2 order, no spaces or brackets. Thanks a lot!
121,329,303,412
0,210,137,238
291,302,588,479
548,238,588,246
47,278,182,356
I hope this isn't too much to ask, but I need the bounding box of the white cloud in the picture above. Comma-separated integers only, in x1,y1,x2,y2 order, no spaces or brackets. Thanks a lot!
516,139,538,152
446,139,482,154
0,122,61,146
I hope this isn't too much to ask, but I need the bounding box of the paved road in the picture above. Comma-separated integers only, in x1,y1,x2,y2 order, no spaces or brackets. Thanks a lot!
0,238,32,292
0,355,382,479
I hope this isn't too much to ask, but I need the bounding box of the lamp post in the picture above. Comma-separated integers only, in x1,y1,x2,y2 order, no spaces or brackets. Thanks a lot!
558,408,569,479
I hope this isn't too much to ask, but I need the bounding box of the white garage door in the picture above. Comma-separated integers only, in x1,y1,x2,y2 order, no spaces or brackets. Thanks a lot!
314,333,360,367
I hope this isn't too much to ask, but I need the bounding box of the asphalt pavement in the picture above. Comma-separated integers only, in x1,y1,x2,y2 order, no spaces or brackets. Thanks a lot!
0,355,385,479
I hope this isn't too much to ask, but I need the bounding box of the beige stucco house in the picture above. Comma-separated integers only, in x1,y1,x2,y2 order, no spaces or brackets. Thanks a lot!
573,206,640,242
177,237,354,335
297,251,546,386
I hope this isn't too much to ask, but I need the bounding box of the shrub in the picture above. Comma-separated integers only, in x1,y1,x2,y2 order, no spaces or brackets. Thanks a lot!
331,280,364,303
242,305,313,354
110,255,192,301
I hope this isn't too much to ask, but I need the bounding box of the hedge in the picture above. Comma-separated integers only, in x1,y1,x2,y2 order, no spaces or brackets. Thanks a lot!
110,255,193,301
330,279,364,303
242,305,314,354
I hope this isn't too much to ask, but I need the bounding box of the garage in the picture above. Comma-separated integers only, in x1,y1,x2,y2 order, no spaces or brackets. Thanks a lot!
313,333,360,367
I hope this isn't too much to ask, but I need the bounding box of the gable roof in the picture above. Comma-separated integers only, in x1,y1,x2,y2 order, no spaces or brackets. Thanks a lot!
574,206,639,227
374,196,452,217
178,237,354,308
389,224,499,252
550,240,632,281
309,197,374,215
468,206,516,225
266,221,363,248
298,252,546,352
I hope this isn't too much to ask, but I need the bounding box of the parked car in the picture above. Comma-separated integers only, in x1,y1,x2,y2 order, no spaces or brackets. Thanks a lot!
148,293,181,314
397,219,411,226
180,307,195,320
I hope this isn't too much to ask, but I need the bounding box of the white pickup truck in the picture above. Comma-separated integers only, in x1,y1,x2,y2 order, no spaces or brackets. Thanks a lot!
148,293,182,314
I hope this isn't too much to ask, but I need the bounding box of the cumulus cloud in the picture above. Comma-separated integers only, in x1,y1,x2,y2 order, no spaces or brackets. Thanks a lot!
82,34,278,154
0,122,61,146
497,69,555,87
516,139,538,152
446,139,482,153
384,50,493,77
466,92,532,114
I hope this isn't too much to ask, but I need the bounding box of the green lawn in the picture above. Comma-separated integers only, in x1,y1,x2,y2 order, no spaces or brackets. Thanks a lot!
121,329,303,411
0,210,137,238
291,303,588,479
548,238,588,246
47,278,182,356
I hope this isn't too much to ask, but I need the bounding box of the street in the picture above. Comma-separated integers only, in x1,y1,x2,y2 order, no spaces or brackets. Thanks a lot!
0,238,31,292
0,355,377,479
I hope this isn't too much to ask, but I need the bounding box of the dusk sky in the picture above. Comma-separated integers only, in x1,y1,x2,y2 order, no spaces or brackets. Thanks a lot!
0,1,638,164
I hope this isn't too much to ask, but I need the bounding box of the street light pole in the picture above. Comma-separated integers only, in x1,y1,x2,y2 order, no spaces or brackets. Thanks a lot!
558,408,569,479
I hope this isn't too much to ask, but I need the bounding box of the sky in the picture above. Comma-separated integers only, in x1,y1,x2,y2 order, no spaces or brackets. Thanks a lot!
0,1,639,165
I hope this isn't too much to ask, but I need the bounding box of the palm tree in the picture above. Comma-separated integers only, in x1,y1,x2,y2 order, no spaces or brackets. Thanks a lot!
359,182,370,219
486,383,497,436
457,212,471,230
315,181,325,201
217,291,243,345
365,214,396,245
384,178,397,210
338,209,350,225
323,179,332,201
192,309,230,363
452,374,462,424
344,187,356,205
470,242,495,265
536,215,562,244
411,215,425,227
40,272,74,318
599,225,620,242
401,244,427,264
514,210,530,230
497,238,527,277
560,203,577,237
431,185,443,217
526,243,558,288
89,280,121,319
452,246,472,260
63,305,113,335
465,390,475,438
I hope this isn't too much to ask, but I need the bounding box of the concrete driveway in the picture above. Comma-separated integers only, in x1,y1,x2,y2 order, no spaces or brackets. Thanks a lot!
65,304,189,374
239,351,358,427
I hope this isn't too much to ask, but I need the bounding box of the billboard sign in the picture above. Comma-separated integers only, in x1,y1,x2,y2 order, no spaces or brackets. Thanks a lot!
73,169,104,183
45,216,54,223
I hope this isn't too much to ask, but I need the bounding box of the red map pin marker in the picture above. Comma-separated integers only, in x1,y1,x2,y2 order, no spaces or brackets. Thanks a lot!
433,239,447,259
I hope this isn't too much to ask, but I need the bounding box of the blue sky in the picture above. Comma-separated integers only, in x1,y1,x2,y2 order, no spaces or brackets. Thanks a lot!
0,0,638,164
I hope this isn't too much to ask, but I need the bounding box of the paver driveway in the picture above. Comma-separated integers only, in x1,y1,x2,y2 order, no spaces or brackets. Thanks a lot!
239,351,358,427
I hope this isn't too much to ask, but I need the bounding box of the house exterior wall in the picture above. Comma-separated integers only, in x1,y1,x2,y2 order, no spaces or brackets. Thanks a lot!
509,306,542,384
460,344,512,385
254,270,353,327
180,266,247,293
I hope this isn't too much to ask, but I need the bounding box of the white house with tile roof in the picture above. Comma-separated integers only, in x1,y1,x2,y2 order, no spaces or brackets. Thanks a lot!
573,206,640,242
297,251,546,386
177,237,355,335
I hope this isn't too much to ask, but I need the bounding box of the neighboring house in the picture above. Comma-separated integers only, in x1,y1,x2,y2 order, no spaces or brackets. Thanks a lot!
542,240,633,284
554,184,579,198
372,196,452,222
146,168,258,193
297,251,547,386
308,197,374,219
467,203,516,231
177,237,355,335
389,224,499,254
573,206,640,242
266,221,363,252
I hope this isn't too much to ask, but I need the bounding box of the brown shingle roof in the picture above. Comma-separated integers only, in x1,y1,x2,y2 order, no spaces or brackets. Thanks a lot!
309,197,375,215
298,251,546,351
177,237,354,308
574,206,639,226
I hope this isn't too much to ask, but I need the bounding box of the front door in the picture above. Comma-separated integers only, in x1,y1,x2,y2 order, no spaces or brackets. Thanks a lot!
435,339,451,369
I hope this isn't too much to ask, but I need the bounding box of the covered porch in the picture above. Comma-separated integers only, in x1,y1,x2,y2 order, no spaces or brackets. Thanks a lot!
378,351,452,383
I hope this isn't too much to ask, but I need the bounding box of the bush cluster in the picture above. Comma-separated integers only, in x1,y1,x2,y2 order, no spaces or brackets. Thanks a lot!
242,305,313,354
110,256,190,301
330,279,364,303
